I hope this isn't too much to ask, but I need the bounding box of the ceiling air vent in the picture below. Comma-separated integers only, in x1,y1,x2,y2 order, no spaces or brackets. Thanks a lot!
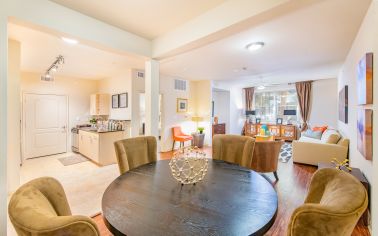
136,71,144,79
174,79,187,91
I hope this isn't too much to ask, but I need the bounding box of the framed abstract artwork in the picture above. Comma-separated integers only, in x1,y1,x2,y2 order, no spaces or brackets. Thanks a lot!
357,109,373,160
177,98,188,113
357,53,373,105
338,85,348,123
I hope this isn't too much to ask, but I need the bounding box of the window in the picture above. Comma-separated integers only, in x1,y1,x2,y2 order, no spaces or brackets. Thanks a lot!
253,89,299,123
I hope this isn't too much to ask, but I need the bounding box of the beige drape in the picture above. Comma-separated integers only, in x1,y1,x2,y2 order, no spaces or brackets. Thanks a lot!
244,87,254,111
295,81,312,131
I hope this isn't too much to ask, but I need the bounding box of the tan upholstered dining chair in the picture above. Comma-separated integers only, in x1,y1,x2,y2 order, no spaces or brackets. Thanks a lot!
287,168,368,236
8,177,100,236
251,140,284,181
212,134,255,168
114,136,157,175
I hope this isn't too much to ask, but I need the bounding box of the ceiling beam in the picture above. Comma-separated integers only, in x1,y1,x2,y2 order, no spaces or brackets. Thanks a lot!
2,0,152,58
152,0,322,59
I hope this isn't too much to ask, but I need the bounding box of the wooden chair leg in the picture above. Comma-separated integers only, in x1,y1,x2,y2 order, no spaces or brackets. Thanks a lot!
172,141,175,151
273,171,279,181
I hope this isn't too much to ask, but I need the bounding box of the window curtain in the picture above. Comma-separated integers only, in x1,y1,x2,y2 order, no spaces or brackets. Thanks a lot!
244,87,254,111
242,87,254,135
295,81,312,131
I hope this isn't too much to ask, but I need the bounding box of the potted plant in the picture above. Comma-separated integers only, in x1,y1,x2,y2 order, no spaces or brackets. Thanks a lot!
89,117,98,128
197,127,205,134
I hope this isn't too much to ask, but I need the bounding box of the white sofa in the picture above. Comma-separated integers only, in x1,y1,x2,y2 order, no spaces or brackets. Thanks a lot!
292,129,349,166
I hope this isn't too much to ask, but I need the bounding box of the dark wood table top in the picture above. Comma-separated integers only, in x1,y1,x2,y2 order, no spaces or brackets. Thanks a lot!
102,160,278,236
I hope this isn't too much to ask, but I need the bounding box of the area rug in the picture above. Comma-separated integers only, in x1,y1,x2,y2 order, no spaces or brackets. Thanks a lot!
279,142,292,163
58,154,88,166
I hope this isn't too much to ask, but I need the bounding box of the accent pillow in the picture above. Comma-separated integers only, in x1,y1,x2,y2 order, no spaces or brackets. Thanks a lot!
302,129,322,140
312,126,328,133
321,129,341,144
326,134,341,144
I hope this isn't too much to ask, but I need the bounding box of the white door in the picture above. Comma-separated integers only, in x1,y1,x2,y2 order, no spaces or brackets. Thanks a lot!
23,94,68,159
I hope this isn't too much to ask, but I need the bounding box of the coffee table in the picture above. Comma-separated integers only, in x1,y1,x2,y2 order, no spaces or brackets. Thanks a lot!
102,160,278,235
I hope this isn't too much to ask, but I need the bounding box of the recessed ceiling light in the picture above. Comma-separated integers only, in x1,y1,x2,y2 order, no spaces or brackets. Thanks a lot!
246,42,265,51
62,37,79,45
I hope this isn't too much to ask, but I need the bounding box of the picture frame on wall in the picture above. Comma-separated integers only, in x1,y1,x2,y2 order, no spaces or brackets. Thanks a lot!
276,118,283,125
357,108,373,161
112,94,119,108
119,93,128,108
357,53,373,105
177,98,188,113
338,85,348,123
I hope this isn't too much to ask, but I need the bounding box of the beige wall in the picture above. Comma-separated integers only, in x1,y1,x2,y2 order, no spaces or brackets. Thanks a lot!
309,78,338,128
159,76,212,152
337,1,377,233
21,72,98,150
98,70,132,120
190,80,212,146
7,40,21,193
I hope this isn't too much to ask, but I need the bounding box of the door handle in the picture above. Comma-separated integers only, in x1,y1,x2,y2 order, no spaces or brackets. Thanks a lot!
62,125,67,132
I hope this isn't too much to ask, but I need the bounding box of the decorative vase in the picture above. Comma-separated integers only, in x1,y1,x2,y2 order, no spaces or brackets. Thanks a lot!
169,147,208,185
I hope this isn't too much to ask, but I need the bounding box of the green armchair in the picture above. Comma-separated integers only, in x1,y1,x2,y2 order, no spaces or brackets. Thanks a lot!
212,134,255,168
287,168,368,236
8,177,100,236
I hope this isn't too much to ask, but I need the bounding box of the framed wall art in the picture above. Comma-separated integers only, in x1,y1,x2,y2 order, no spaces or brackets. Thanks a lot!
177,98,188,113
357,108,373,160
119,93,128,108
112,94,119,108
357,53,373,105
338,85,348,123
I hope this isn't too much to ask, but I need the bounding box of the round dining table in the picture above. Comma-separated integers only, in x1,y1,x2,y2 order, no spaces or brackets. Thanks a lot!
102,159,278,236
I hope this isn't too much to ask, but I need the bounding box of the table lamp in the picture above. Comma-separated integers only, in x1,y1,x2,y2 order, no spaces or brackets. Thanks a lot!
192,116,203,131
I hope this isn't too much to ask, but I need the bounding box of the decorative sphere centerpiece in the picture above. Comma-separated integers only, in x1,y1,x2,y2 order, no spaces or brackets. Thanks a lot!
169,147,208,185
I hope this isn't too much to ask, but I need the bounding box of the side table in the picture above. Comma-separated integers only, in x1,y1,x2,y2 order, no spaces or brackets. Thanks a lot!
318,162,370,226
191,133,205,148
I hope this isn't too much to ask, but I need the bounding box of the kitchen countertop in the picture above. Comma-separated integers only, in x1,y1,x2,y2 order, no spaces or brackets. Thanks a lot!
79,127,125,133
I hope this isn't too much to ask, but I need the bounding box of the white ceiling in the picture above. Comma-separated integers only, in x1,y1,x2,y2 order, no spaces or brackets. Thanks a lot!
8,23,144,79
160,0,371,85
50,0,225,40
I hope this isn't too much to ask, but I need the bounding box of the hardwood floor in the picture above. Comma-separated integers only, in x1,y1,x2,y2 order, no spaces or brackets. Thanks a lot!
93,147,370,236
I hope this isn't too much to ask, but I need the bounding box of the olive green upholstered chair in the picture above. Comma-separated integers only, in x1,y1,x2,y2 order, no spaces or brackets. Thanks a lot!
287,168,368,236
212,134,255,169
8,177,100,236
114,136,157,175
251,140,284,181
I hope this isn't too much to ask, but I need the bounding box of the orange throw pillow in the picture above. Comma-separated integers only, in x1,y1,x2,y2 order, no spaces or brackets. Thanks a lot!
312,126,328,133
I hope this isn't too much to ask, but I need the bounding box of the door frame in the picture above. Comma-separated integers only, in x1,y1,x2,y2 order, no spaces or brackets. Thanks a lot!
21,92,69,161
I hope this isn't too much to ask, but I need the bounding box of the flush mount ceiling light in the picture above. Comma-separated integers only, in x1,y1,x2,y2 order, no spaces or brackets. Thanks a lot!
246,42,265,51
257,85,265,90
62,37,79,45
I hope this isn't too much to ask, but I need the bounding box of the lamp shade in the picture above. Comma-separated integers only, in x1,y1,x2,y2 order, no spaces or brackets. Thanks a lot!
246,110,256,116
192,116,203,122
284,110,297,116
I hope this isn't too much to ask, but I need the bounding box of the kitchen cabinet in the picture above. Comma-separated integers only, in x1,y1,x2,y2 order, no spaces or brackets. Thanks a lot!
90,94,110,116
78,130,125,165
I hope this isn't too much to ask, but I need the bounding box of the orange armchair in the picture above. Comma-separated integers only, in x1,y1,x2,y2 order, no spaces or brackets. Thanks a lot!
172,126,193,150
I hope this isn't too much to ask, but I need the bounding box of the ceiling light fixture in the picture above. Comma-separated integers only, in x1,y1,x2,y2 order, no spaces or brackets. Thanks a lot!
62,37,79,45
257,85,265,90
41,55,65,82
246,42,265,51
